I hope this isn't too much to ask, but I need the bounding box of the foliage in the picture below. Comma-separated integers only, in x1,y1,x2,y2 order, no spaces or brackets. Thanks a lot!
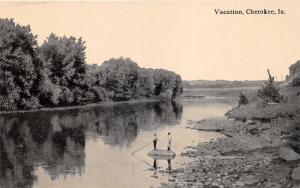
20,96,40,109
59,87,74,105
39,33,86,87
257,69,281,103
91,87,110,102
93,58,183,101
151,69,183,101
0,19,183,111
38,34,100,105
136,68,155,97
238,92,248,107
98,57,139,101
0,96,17,111
0,18,38,110
39,76,58,105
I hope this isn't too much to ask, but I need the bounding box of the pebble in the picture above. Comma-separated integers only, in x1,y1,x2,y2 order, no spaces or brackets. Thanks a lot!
234,181,245,187
264,182,281,188
242,175,261,185
279,146,300,161
185,175,197,182
184,169,193,174
159,112,300,188
291,167,300,181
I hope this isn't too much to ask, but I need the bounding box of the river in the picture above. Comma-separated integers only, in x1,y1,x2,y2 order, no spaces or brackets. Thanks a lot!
0,99,234,188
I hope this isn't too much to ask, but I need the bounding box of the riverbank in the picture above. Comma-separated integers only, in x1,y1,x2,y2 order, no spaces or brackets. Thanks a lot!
160,88,300,188
0,98,161,115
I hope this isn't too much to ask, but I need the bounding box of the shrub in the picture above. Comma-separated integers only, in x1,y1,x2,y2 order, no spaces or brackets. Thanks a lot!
49,86,62,105
257,69,281,103
238,92,248,106
38,84,62,106
92,87,109,102
83,91,96,103
0,96,17,111
59,87,74,105
20,96,40,109
72,87,96,104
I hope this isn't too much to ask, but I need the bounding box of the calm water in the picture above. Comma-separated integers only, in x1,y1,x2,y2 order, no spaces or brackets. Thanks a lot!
0,100,233,188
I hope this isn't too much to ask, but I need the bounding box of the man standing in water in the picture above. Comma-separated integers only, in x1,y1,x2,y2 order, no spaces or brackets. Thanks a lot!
153,133,158,150
167,132,172,151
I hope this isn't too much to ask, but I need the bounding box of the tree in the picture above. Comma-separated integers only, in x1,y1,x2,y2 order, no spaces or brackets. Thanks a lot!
98,57,140,101
136,68,155,97
257,69,281,103
0,18,40,110
0,18,184,111
38,34,93,105
172,75,183,100
39,33,86,88
151,69,182,100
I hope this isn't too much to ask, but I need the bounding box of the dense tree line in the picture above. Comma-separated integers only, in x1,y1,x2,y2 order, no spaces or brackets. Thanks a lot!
0,19,183,111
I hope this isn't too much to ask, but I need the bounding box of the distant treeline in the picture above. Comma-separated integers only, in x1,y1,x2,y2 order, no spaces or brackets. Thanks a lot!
0,18,183,111
183,80,283,89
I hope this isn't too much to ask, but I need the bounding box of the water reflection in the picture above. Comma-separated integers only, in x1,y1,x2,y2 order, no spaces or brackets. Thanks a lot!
0,101,182,188
151,158,173,179
167,159,172,171
152,159,158,178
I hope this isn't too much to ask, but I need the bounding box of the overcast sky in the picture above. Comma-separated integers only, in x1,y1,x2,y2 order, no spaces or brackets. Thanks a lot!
1,1,300,81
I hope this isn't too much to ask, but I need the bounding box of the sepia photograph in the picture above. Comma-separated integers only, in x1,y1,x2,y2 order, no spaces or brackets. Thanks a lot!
0,1,299,188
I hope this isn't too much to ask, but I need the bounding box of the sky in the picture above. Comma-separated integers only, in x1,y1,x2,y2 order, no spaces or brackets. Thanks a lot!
0,1,300,81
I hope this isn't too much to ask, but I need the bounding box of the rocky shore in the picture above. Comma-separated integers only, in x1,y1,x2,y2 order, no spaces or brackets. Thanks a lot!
159,90,300,188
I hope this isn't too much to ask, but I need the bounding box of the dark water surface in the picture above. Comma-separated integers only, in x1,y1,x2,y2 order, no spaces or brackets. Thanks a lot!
0,100,233,188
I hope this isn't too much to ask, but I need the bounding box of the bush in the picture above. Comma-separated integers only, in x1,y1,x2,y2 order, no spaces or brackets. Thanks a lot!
20,96,40,109
238,92,248,106
92,87,110,102
38,83,62,106
72,87,84,104
257,69,281,103
72,87,96,104
49,86,62,105
59,88,74,105
0,96,17,111
83,91,96,103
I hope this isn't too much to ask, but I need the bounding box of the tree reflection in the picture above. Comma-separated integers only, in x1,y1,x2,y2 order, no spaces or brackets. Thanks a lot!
0,101,182,188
